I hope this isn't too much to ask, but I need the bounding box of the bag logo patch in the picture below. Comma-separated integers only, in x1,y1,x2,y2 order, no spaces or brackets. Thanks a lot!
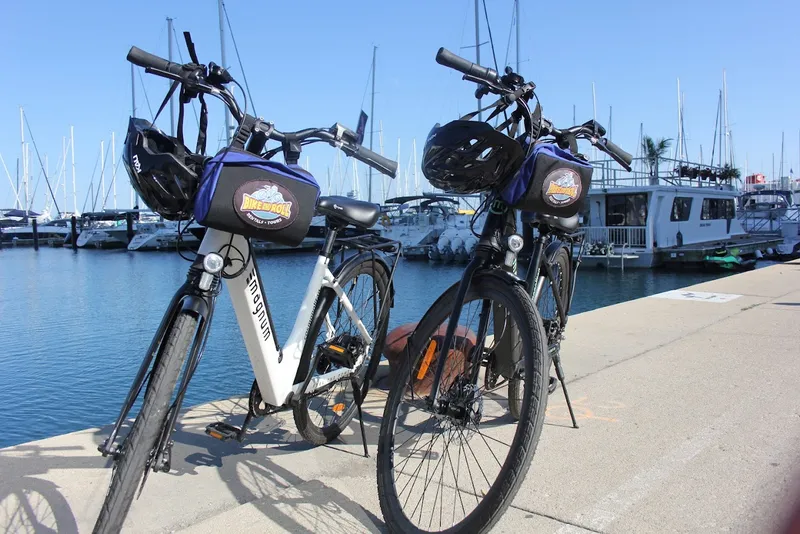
234,180,297,230
542,168,582,207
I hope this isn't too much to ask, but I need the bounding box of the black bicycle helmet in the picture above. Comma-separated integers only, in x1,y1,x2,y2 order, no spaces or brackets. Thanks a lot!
122,117,200,220
421,120,524,194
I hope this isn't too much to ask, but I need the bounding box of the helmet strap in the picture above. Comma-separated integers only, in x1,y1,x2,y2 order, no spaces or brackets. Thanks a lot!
152,80,181,125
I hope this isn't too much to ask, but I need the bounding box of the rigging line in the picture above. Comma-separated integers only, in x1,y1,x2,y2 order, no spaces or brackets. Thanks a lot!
481,0,501,73
22,111,61,216
171,25,200,128
81,151,101,214
222,1,258,118
92,142,111,211
137,68,156,120
359,53,373,111
102,154,124,208
502,1,515,71
480,0,509,128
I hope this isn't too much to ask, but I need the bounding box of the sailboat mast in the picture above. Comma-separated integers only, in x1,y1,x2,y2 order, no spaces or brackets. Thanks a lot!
167,17,175,136
112,131,117,209
15,158,20,209
100,141,105,210
609,106,613,140
475,0,482,120
131,62,139,208
676,78,682,161
413,138,419,195
592,83,597,160
62,136,67,212
20,107,29,215
780,131,785,184
71,126,77,214
368,45,376,203
379,120,386,200
218,0,232,144
515,0,520,73
717,91,723,168
723,69,729,166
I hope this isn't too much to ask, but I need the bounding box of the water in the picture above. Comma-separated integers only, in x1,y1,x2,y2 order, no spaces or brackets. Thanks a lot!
0,247,736,448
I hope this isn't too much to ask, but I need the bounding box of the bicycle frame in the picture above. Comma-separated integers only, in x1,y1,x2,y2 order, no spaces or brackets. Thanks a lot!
99,224,386,460
197,228,373,407
524,229,583,330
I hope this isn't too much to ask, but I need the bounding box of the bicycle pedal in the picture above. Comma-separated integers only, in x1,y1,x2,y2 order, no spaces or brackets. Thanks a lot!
548,376,558,394
205,422,242,441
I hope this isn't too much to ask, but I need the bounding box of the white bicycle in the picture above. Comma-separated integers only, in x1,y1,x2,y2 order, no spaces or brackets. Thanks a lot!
94,41,399,533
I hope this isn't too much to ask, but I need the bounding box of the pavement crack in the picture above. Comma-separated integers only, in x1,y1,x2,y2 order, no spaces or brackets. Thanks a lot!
508,503,604,533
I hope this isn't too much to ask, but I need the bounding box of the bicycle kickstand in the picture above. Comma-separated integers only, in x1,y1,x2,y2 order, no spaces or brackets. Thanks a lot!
552,348,578,429
350,376,370,458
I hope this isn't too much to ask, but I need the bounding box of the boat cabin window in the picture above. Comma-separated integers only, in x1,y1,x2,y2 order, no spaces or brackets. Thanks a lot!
670,197,693,222
701,198,735,220
605,193,648,226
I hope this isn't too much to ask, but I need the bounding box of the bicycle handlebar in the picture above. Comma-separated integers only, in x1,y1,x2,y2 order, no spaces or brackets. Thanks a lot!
269,127,399,178
436,48,500,87
595,138,633,170
127,45,398,178
127,47,186,77
434,46,634,172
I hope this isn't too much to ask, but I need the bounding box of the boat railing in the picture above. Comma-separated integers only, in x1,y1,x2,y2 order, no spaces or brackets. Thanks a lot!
582,226,647,248
589,156,735,190
737,206,800,234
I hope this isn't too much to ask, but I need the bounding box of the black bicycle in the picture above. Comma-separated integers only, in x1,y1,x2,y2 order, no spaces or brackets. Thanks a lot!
376,48,632,533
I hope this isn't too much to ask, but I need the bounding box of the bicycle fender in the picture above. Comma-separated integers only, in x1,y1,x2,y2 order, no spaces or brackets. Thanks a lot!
543,239,566,264
336,251,396,308
180,294,211,318
475,267,528,291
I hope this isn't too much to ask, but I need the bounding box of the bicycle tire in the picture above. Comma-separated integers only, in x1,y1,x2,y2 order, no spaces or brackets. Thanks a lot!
93,312,197,534
510,246,569,420
293,256,390,445
377,272,548,533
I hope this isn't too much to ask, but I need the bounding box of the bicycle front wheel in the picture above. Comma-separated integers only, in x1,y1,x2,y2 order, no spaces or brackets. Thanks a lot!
377,273,548,533
93,312,197,534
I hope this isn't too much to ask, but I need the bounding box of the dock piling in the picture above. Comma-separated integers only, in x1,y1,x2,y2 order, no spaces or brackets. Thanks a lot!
70,216,78,251
126,213,134,244
32,219,39,250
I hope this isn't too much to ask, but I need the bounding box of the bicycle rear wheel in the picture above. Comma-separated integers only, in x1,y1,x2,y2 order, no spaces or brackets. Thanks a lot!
293,256,390,445
377,273,548,533
93,312,197,534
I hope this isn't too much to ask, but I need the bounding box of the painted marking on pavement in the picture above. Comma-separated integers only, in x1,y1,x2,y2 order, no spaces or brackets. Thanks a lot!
552,410,733,533
546,397,625,423
650,290,742,303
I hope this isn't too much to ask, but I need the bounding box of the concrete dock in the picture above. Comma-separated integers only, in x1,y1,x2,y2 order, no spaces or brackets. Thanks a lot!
2,260,799,533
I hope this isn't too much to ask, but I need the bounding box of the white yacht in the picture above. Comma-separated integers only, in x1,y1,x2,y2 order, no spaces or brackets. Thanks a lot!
127,220,199,251
579,158,780,268
76,211,160,249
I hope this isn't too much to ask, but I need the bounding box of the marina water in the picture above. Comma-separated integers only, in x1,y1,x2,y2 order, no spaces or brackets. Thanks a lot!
0,247,742,448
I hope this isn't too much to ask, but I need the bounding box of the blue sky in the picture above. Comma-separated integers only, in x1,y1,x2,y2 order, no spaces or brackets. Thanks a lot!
1,0,798,212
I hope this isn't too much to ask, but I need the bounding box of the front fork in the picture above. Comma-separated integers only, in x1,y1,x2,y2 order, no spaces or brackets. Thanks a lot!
98,254,220,471
427,205,516,410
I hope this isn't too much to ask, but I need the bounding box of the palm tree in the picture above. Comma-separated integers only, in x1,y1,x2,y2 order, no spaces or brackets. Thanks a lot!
641,135,672,183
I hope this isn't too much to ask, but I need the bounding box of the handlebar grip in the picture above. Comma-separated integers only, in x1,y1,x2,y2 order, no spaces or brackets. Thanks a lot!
127,46,184,77
600,138,633,171
350,145,398,178
436,47,499,85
